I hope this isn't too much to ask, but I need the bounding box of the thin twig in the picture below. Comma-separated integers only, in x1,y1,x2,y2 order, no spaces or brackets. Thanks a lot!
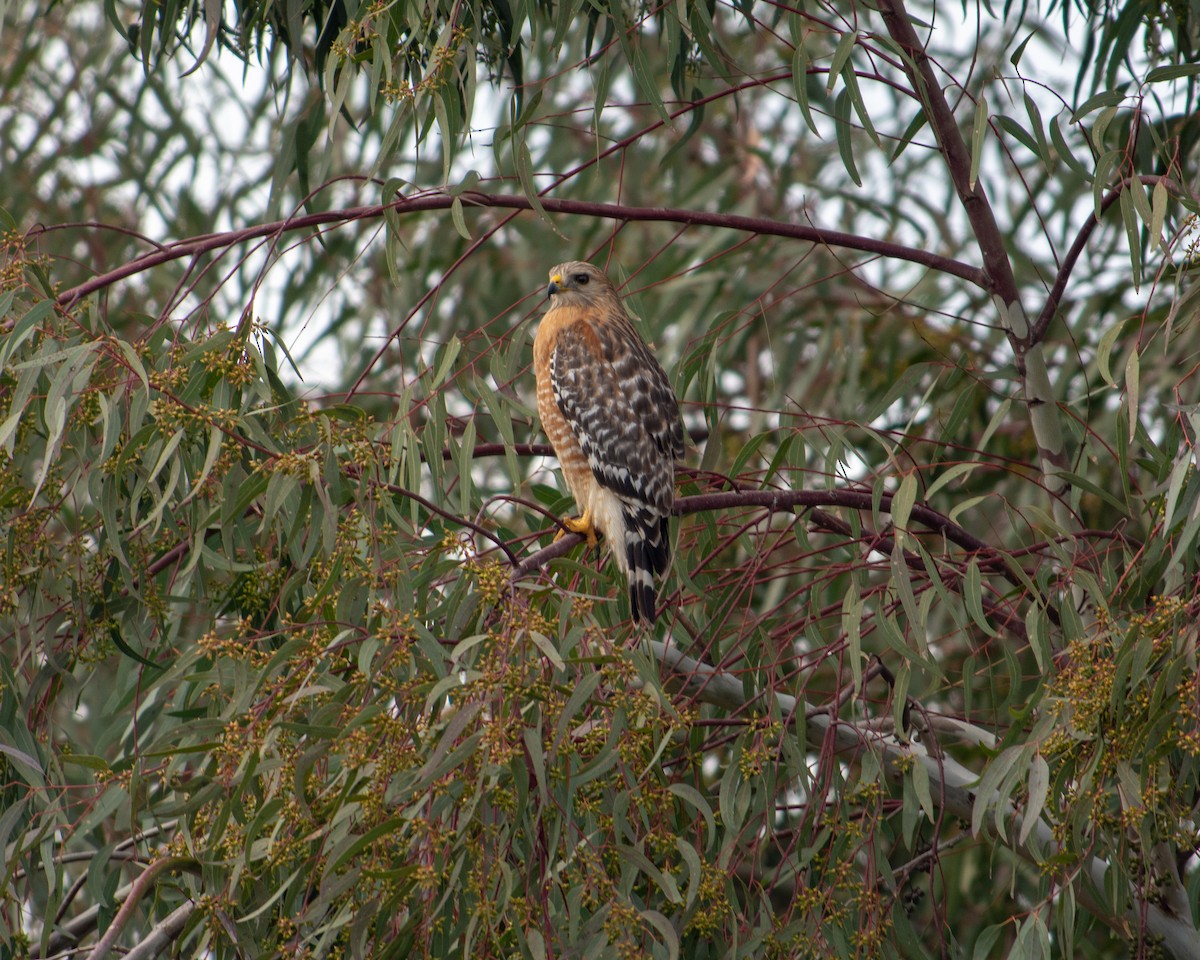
1030,174,1194,345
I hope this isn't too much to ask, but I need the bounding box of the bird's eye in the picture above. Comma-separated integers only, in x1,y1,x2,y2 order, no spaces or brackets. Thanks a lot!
573,273,589,284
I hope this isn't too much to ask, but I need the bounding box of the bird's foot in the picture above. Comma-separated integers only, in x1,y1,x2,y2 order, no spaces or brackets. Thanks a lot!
554,512,598,548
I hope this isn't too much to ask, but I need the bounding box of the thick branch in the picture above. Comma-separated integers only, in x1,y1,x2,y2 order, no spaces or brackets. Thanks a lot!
875,0,1022,313
86,856,199,960
508,485,1074,641
122,903,196,960
675,488,998,556
875,0,1084,528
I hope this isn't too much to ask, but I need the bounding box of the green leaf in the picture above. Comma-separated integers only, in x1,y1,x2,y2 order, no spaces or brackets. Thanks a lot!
994,114,1038,155
1146,63,1200,82
1019,754,1049,846
1129,175,1152,228
669,783,716,848
972,744,1022,840
911,756,934,822
834,89,862,187
1124,347,1139,441
925,461,981,500
1150,179,1167,247
1097,315,1133,386
890,472,916,533
1092,105,1120,151
450,196,471,240
0,299,53,370
1070,89,1126,122
526,630,565,671
891,107,928,162
827,30,857,94
1009,32,1034,68
970,94,988,190
431,335,462,387
1118,186,1142,288
0,742,43,783
641,907,681,958
1049,113,1086,175
515,137,557,235
1024,92,1052,170
841,62,879,148
973,925,1007,960
963,558,996,636
791,42,819,136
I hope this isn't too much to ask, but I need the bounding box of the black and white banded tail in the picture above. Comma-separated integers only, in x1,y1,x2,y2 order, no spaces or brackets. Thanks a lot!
623,506,671,623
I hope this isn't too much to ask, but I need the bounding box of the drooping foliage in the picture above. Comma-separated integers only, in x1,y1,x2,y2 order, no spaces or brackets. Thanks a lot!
3,0,1200,956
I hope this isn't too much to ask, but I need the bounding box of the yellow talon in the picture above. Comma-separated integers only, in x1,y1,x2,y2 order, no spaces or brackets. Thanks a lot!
555,512,598,548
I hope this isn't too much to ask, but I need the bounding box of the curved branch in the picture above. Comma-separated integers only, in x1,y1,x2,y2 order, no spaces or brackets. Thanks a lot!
85,855,199,960
56,192,988,310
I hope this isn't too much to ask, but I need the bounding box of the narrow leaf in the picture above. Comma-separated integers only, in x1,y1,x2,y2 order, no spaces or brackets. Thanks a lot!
890,472,917,533
1146,63,1200,82
970,94,988,190
827,30,857,94
1124,348,1139,441
834,90,862,186
1070,89,1126,122
1097,316,1132,386
1150,179,1167,247
792,41,819,136
450,196,471,240
1019,754,1049,845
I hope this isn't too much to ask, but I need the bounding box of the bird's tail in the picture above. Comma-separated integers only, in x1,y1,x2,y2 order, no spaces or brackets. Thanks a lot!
623,510,671,623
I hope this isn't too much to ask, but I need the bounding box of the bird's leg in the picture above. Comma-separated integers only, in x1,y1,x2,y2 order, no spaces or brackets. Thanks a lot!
554,510,598,547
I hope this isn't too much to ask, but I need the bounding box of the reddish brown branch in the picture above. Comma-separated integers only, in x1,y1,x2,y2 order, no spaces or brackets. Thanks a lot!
674,487,997,556
875,0,1022,314
55,192,988,310
510,485,1005,581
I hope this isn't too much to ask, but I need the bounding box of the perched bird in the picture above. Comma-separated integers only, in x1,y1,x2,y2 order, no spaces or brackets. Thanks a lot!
533,261,686,623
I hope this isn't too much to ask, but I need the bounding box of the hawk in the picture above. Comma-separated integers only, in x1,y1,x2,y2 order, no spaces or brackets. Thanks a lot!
533,261,686,623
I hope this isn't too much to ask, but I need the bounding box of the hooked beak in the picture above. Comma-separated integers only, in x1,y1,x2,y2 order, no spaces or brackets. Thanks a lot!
547,274,562,298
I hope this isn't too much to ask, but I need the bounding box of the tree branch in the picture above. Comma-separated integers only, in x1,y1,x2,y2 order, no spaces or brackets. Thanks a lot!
121,902,196,960
876,0,1081,530
648,638,1200,957
510,485,1037,569
85,856,199,960
511,485,1030,607
54,192,988,311
874,0,1022,312
675,488,999,557
1030,175,1192,345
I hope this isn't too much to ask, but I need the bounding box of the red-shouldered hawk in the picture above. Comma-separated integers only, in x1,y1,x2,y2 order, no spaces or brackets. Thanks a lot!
534,261,686,623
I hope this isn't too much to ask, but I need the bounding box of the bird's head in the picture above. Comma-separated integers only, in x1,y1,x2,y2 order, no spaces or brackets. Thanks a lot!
546,261,615,306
